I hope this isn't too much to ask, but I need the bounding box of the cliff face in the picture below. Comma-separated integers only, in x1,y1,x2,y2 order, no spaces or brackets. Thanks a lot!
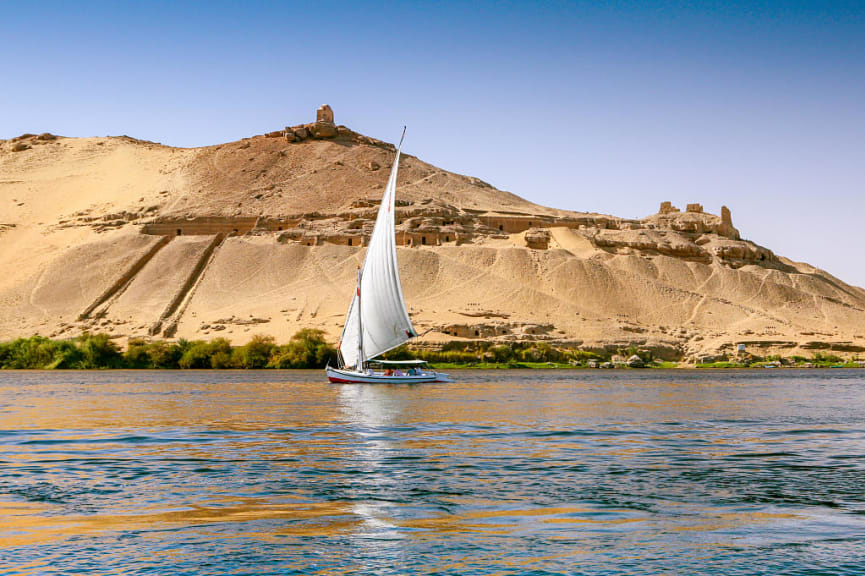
2,113,864,361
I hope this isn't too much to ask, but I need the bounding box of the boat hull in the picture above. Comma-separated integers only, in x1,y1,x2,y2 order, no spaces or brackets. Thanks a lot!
326,366,450,384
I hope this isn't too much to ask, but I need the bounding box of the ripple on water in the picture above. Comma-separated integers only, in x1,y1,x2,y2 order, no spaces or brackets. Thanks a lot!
1,369,865,575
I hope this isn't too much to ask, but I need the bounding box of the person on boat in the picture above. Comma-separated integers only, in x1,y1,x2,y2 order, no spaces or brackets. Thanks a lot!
385,368,393,376
394,369,404,376
407,367,416,376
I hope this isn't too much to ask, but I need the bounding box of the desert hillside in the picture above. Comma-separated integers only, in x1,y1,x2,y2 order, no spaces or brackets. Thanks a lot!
2,106,864,362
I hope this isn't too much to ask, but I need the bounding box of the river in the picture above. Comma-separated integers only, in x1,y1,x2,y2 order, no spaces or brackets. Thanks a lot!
1,369,863,574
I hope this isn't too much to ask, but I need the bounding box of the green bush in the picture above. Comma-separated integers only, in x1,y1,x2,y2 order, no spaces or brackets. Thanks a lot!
178,340,212,369
76,333,122,369
568,350,605,362
380,344,412,361
208,338,234,369
1,336,53,369
0,331,636,370
0,335,121,369
122,338,186,369
48,339,84,369
123,339,151,368
175,338,234,369
233,334,276,369
382,340,607,366
813,352,844,365
0,336,83,369
489,345,513,363
152,340,180,368
269,329,336,368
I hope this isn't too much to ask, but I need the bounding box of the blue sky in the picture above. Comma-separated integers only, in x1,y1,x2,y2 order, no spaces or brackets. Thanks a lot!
2,1,863,286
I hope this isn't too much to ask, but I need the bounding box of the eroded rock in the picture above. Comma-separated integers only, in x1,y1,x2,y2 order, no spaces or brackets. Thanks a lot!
525,228,550,249
593,229,710,261
310,122,338,139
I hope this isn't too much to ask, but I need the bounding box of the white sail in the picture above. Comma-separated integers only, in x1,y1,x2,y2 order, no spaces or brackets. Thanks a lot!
339,141,416,368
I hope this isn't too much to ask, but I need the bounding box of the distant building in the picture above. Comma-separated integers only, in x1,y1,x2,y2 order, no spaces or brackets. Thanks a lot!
317,104,334,124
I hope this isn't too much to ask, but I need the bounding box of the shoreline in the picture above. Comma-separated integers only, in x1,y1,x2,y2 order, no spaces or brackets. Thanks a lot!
2,365,864,372
2,333,862,371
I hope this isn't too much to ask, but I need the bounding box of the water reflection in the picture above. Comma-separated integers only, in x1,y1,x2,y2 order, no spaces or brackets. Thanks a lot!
338,384,410,568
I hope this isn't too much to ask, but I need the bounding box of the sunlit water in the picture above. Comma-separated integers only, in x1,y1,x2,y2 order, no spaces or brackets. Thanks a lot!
1,370,864,575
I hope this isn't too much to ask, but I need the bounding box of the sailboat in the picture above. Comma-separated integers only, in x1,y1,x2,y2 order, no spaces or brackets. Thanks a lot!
326,129,451,384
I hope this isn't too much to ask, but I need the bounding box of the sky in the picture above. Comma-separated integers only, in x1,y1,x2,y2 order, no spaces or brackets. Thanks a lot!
2,1,863,286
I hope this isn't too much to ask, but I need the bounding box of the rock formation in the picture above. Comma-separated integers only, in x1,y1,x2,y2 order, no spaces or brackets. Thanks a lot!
1,106,864,363
525,228,551,250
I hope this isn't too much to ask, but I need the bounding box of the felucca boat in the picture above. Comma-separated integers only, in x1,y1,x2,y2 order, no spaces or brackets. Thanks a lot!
326,129,451,384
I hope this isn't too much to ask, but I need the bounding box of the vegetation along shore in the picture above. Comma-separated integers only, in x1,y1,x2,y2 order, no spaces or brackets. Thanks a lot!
1,332,863,370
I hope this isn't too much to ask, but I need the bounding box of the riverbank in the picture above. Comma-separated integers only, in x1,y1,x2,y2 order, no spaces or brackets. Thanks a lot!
2,333,863,370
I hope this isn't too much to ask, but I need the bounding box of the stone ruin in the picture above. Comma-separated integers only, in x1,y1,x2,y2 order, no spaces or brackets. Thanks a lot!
114,106,769,272
261,105,395,150
316,104,334,124
278,104,339,142
659,201,679,214
659,202,707,216
660,202,706,214
719,206,736,239
590,200,769,266
133,195,759,268
652,202,737,236
653,201,738,241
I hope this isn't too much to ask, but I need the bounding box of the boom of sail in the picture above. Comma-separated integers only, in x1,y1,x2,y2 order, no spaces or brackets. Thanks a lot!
338,138,416,368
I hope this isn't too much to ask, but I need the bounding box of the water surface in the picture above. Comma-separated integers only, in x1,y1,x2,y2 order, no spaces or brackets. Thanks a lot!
2,369,864,574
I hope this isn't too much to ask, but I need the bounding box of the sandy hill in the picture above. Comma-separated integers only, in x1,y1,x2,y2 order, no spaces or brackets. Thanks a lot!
2,106,864,362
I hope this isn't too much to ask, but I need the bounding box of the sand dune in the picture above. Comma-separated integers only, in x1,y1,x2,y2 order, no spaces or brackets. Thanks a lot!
2,115,863,362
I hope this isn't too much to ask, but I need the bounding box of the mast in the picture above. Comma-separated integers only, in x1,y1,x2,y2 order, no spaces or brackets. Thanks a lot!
356,267,364,371
336,127,415,369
